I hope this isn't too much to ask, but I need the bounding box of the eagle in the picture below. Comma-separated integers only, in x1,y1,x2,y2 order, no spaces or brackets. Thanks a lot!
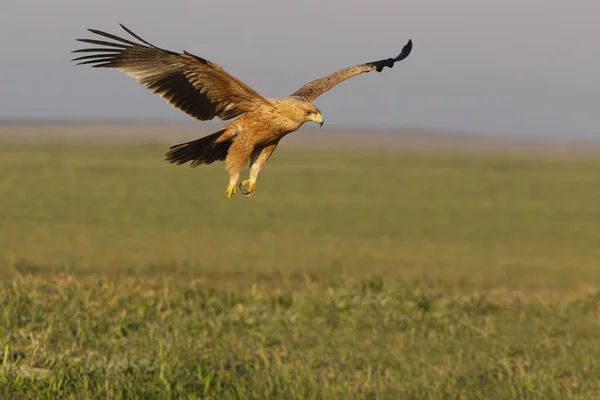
72,24,412,198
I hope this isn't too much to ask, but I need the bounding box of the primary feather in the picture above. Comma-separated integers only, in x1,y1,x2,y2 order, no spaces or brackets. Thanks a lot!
72,24,270,122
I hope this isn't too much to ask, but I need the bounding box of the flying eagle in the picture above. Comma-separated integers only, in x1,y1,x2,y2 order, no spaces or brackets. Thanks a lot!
72,24,412,198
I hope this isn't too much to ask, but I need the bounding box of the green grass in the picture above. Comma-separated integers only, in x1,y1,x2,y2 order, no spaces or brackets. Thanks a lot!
1,142,600,398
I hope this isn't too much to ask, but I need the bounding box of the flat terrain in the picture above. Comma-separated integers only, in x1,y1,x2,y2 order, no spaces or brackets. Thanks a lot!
1,124,600,398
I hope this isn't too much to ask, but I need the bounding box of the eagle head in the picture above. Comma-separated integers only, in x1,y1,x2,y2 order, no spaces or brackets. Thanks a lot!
276,97,324,130
304,105,323,127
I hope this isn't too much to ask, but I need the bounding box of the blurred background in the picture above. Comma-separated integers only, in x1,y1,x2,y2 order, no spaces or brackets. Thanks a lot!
1,0,599,285
3,2,600,397
1,0,599,138
1,0,600,282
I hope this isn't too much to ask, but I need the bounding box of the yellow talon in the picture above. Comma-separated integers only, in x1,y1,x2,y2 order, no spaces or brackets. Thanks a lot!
226,184,236,198
239,180,256,197
245,183,255,197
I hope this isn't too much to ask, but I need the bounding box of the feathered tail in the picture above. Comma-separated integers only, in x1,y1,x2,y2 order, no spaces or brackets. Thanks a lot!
165,129,231,167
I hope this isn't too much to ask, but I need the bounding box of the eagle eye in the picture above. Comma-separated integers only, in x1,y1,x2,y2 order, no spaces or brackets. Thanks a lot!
306,110,312,116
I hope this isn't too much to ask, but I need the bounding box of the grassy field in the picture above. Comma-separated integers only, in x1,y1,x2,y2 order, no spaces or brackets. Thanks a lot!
1,139,600,398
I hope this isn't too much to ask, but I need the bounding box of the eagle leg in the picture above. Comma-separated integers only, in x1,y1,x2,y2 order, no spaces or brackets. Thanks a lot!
239,180,256,197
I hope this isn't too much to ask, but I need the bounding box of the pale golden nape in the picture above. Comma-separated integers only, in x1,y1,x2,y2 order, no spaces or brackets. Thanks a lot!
270,97,324,131
72,24,412,198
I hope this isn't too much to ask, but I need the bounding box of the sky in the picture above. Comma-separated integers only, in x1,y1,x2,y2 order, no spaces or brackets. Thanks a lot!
1,0,599,138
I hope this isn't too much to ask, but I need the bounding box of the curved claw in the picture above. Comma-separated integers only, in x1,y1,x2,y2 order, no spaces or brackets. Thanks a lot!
238,180,255,197
239,180,250,195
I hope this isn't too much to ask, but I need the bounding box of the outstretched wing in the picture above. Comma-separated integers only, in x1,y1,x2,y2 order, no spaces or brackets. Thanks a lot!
71,24,271,121
291,39,412,102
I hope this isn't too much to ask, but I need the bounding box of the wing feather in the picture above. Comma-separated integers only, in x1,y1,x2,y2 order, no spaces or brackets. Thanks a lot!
71,24,270,121
291,39,412,102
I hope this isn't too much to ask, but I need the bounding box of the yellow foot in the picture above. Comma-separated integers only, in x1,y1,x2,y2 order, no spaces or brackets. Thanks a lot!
239,180,256,197
226,184,236,198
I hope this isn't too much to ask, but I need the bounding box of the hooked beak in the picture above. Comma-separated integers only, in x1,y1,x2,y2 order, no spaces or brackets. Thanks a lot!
314,113,324,127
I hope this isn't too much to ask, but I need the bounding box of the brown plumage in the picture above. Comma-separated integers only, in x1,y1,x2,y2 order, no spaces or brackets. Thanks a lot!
72,24,412,198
